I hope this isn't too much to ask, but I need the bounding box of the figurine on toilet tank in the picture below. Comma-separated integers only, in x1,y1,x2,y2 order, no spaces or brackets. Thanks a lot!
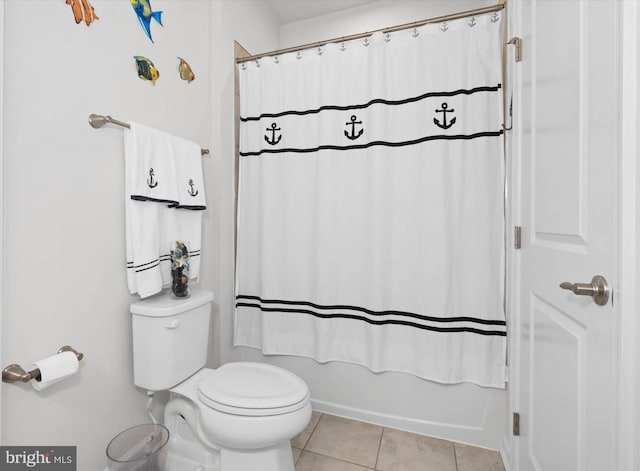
171,240,190,298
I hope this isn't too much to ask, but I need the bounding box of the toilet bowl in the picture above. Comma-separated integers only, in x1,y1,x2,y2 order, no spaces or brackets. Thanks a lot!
165,365,311,471
130,289,311,471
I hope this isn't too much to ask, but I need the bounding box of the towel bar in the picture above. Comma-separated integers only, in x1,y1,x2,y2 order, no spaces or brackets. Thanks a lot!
88,114,210,156
2,345,84,384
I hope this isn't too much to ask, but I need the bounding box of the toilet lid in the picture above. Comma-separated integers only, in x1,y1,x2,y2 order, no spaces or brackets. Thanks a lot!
198,362,309,416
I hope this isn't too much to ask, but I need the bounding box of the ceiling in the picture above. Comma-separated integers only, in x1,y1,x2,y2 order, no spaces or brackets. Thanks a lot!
264,0,378,25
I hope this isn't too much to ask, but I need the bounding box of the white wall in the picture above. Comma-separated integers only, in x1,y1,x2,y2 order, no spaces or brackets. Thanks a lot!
280,0,497,48
224,0,508,450
0,1,278,469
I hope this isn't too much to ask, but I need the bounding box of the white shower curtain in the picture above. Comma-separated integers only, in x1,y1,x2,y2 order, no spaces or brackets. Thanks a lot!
235,12,506,388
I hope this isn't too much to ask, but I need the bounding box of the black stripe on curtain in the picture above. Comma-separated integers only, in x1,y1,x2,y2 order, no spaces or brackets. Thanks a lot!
236,294,507,336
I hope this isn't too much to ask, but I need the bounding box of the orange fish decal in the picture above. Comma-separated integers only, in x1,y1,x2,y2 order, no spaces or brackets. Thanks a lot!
66,0,99,26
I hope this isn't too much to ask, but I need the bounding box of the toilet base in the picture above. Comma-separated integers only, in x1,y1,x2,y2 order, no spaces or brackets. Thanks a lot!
163,393,302,471
166,443,218,471
219,442,295,471
164,407,219,470
165,431,295,471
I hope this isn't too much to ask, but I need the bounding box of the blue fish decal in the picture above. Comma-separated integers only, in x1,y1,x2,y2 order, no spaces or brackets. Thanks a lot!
130,0,163,43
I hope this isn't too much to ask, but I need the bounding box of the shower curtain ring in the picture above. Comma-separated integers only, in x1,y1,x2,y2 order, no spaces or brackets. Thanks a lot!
412,28,419,38
384,33,391,43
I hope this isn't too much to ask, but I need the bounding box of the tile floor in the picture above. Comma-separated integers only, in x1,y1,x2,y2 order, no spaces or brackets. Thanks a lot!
291,412,506,471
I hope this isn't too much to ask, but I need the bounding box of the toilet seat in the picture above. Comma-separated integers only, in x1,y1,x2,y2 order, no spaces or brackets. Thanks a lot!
197,362,309,417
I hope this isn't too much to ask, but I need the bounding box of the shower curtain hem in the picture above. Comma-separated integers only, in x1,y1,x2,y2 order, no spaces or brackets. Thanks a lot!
233,343,506,389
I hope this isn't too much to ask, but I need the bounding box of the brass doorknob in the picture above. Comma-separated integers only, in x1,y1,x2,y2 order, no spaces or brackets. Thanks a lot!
559,275,609,306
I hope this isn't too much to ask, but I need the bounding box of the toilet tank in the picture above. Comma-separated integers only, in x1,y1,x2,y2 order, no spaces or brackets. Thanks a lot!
131,289,214,391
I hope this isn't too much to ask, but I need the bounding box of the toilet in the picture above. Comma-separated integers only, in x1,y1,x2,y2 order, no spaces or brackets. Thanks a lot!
130,289,312,471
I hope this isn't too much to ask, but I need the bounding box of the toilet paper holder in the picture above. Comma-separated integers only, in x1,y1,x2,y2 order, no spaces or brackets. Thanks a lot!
2,345,84,384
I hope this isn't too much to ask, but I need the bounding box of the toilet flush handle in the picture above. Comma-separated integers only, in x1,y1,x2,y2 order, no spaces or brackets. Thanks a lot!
165,319,181,329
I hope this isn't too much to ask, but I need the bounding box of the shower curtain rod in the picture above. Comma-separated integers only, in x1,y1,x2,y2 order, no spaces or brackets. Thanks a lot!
88,114,210,155
236,2,506,64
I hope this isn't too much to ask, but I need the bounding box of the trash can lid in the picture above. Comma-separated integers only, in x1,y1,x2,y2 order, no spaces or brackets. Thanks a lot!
106,424,169,464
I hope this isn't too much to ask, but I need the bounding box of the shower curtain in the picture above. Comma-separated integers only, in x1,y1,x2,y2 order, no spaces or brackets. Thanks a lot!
235,12,506,388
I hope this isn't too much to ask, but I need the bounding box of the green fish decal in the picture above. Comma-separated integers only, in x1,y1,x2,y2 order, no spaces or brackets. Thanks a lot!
130,0,163,43
134,56,159,85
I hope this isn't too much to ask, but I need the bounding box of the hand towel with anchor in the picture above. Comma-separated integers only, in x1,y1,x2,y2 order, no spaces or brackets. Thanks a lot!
124,122,206,298
166,134,206,284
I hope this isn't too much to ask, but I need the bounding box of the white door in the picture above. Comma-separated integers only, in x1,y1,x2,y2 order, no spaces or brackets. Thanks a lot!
515,1,620,470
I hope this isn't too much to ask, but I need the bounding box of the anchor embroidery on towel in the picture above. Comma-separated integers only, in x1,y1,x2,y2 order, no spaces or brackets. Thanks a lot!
344,115,364,140
265,122,282,145
434,103,456,129
187,179,199,197
147,168,158,188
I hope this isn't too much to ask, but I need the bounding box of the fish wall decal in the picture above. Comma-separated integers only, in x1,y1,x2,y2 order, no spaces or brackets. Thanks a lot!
178,57,196,83
130,0,163,43
134,56,160,85
66,0,99,26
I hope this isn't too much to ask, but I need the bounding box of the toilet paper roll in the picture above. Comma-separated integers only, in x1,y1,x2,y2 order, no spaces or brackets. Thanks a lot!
31,351,79,390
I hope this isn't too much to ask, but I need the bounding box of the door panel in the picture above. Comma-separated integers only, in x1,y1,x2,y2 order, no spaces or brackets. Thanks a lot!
517,0,619,470
534,1,583,239
529,295,583,471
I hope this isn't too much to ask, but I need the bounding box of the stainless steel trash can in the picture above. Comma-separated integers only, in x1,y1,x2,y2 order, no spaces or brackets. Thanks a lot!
106,424,169,471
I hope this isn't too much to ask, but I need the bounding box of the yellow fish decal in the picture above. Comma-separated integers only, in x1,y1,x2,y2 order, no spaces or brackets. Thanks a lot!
134,56,160,86
178,57,196,83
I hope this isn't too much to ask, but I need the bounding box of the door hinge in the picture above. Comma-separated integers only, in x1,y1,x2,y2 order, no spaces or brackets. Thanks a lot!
514,226,522,249
507,37,522,62
513,412,520,436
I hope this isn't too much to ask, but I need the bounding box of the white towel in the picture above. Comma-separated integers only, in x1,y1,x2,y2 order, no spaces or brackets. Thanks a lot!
127,122,179,206
124,123,205,298
165,136,205,282
125,123,174,297
172,136,207,210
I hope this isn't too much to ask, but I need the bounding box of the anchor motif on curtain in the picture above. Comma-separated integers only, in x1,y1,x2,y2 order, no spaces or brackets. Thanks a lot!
344,115,364,140
187,179,199,197
434,102,456,129
147,168,158,188
265,122,282,145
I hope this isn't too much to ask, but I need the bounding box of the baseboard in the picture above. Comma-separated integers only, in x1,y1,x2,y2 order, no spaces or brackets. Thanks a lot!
311,398,499,451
